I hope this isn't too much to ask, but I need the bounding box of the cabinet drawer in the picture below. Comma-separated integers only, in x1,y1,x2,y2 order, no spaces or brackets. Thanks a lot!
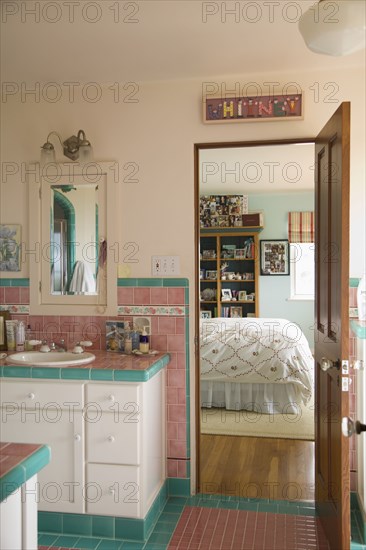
0,380,84,410
86,464,140,517
86,411,140,465
86,383,140,412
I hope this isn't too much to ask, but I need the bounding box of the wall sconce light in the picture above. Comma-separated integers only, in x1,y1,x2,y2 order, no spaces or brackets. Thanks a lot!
299,0,366,56
41,129,93,164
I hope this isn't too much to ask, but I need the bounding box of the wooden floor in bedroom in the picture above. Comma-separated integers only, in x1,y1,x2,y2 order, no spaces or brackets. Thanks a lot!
200,434,315,502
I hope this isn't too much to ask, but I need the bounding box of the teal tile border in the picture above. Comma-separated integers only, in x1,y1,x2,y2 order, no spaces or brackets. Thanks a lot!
168,478,191,497
39,480,169,542
1,354,170,382
351,491,366,545
0,278,30,287
351,320,366,340
350,278,361,288
0,444,50,502
118,278,189,288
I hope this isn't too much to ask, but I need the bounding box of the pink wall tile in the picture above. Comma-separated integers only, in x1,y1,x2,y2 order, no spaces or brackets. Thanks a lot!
176,353,186,369
167,459,178,477
351,471,357,492
167,352,177,369
349,287,357,308
151,288,168,305
168,404,186,423
4,288,20,304
167,422,178,440
168,369,186,388
178,389,186,405
178,423,187,441
175,317,185,334
167,387,178,404
0,288,4,304
168,288,185,305
133,288,151,305
118,287,134,305
150,334,167,352
167,334,185,352
177,461,187,478
158,317,176,335
151,317,159,334
168,440,187,459
20,287,30,304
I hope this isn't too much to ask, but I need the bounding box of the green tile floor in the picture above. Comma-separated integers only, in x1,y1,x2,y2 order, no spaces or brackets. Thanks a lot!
38,494,366,549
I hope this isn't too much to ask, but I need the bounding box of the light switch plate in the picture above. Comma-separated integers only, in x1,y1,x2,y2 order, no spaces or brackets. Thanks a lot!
152,256,180,276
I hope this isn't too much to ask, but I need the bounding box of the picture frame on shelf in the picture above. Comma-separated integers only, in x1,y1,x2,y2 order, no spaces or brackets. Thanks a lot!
230,307,242,318
200,269,205,280
221,289,232,301
238,291,247,301
201,311,212,319
260,239,290,276
206,270,217,280
202,249,216,259
235,248,245,259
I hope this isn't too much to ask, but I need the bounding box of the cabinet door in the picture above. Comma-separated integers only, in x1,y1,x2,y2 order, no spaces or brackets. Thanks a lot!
86,411,140,465
86,463,140,517
1,409,84,513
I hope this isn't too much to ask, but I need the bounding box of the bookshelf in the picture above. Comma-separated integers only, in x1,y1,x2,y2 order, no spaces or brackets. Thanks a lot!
200,230,261,319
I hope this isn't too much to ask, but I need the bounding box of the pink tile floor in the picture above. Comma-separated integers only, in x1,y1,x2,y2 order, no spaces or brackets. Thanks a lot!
167,507,330,550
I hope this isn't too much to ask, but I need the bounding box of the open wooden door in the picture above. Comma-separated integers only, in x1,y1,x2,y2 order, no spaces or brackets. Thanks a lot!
315,102,351,549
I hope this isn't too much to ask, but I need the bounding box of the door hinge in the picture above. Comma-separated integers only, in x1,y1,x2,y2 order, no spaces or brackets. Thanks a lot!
342,377,349,392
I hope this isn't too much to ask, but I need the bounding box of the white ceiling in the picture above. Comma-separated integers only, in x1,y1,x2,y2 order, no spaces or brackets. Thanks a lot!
1,1,365,83
200,143,315,194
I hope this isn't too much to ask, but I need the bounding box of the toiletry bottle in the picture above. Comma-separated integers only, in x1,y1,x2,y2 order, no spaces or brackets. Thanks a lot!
25,325,33,351
357,272,366,321
131,327,140,351
139,327,149,354
124,323,133,355
16,321,25,351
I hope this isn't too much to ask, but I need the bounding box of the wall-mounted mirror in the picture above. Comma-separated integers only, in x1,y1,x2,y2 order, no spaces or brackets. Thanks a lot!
29,162,117,315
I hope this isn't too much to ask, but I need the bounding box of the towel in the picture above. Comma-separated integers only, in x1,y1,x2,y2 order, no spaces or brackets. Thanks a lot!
68,261,96,293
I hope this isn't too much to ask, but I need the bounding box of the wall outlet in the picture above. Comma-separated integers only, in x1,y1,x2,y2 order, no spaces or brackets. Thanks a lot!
152,256,180,276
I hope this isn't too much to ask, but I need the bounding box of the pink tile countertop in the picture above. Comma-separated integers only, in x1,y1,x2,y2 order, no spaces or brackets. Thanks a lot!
0,351,170,382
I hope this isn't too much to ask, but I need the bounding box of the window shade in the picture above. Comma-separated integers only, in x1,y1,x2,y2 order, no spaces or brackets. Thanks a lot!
288,212,314,243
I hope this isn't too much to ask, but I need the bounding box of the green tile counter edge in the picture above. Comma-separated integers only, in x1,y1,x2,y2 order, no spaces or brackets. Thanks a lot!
0,444,51,502
0,354,170,382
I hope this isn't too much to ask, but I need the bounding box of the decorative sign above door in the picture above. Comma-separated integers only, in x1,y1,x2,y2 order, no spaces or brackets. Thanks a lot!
204,93,303,123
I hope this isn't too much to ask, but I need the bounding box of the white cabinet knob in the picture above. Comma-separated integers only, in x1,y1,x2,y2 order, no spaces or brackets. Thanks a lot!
107,435,115,443
108,394,115,402
27,393,35,400
74,434,81,442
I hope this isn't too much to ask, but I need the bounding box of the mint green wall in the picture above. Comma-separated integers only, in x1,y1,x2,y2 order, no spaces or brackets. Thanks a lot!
249,192,315,348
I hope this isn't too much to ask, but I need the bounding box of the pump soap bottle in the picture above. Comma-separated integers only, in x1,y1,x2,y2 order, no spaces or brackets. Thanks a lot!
139,327,149,354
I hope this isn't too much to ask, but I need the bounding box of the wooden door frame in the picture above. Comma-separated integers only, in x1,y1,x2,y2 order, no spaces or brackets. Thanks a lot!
194,137,316,492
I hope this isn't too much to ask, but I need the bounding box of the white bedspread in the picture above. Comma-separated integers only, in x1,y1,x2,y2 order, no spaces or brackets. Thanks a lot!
200,318,314,405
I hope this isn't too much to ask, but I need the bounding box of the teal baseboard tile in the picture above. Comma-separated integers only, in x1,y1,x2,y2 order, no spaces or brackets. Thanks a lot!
38,480,169,542
167,477,191,497
350,278,361,288
351,492,366,546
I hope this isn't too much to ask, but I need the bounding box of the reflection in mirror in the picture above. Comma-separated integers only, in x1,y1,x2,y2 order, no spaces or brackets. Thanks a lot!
51,184,98,295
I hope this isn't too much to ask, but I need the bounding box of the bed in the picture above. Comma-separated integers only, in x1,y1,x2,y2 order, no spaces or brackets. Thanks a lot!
200,317,314,414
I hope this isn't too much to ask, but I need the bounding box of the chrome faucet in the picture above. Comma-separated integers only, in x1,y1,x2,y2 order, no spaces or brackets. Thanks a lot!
49,339,67,352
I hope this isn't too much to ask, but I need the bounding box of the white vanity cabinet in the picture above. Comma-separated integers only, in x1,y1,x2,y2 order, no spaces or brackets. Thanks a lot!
0,369,166,519
85,371,166,518
0,380,85,513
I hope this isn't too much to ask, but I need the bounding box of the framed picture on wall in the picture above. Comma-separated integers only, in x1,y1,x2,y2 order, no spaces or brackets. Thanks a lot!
260,239,290,276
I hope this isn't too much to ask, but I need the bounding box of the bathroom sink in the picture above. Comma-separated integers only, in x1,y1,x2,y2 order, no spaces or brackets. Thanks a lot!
6,351,95,368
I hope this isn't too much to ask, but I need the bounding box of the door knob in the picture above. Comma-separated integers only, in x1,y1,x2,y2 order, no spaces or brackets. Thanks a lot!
320,357,338,372
342,417,366,437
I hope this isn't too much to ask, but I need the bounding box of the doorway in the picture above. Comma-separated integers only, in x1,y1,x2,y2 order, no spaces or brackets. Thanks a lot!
195,138,317,501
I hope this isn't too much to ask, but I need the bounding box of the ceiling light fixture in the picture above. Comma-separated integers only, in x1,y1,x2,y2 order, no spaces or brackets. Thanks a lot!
41,129,93,164
299,0,366,56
